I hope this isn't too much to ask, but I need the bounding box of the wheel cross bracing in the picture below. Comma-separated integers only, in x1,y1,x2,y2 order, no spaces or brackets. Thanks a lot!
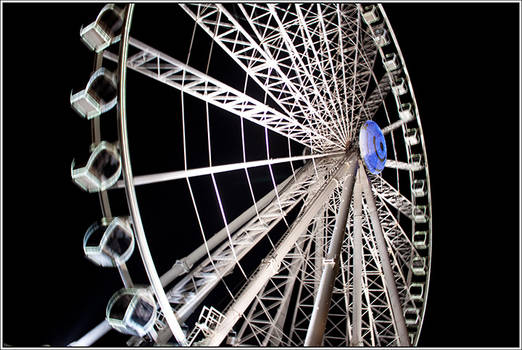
69,3,432,347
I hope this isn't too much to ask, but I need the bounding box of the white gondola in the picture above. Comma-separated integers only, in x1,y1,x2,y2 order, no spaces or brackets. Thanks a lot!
391,77,408,96
362,5,380,25
83,217,135,267
80,4,123,52
71,141,122,192
373,27,390,47
399,102,415,122
413,231,428,250
411,179,426,197
409,282,425,302
404,307,420,325
413,205,428,224
106,288,157,337
405,128,420,146
70,67,118,119
383,53,400,72
412,256,426,276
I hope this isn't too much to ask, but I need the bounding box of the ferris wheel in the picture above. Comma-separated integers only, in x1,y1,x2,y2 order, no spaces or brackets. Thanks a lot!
68,3,432,347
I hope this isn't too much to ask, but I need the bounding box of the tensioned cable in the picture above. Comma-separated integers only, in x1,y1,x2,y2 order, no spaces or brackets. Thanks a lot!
237,47,310,254
264,127,290,231
348,6,363,145
180,13,240,309
201,11,328,327
258,63,292,239
204,9,250,282
240,116,264,224
287,137,298,182
318,4,351,142
233,48,315,344
293,4,345,141
239,70,272,239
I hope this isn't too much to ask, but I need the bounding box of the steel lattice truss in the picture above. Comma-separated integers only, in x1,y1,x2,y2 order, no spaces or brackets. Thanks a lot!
227,175,422,347
70,3,432,347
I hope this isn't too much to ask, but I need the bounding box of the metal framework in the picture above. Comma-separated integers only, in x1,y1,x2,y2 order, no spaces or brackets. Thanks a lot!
69,3,432,347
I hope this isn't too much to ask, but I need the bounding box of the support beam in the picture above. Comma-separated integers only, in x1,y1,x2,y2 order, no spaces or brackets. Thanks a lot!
314,214,325,299
112,151,343,188
201,153,357,346
304,156,358,346
359,167,410,346
381,119,406,135
351,169,363,346
385,159,423,172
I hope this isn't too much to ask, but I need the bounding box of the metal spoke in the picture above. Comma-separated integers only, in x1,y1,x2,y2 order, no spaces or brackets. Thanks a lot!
111,151,343,188
385,159,424,172
351,171,363,346
304,156,358,345
382,119,408,135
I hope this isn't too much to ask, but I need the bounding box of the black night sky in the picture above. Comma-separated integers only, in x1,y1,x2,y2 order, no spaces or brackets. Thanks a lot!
2,2,520,348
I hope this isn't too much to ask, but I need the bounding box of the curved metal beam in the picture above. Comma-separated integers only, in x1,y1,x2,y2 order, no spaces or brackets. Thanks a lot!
115,4,187,346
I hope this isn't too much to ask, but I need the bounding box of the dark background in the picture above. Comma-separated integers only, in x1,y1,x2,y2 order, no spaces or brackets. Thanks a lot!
2,3,520,347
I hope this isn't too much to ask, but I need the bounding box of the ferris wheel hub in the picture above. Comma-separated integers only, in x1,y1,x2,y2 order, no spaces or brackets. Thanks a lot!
359,120,387,174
